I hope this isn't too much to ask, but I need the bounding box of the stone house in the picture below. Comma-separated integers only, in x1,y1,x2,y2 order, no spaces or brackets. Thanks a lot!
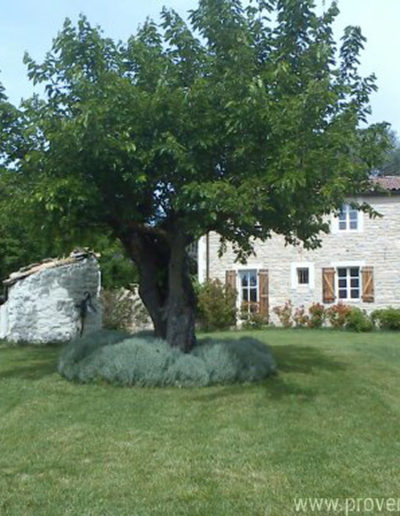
197,176,400,323
0,249,102,344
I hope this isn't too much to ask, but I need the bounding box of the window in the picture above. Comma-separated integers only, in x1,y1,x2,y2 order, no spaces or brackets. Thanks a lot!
338,204,358,231
291,262,314,289
297,267,309,285
239,270,259,313
337,267,360,300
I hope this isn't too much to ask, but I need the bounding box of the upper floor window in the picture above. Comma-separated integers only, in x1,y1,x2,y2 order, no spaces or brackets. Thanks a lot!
338,204,358,231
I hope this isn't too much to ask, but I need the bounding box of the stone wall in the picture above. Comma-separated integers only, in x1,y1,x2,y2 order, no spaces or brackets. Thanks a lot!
0,256,101,344
199,195,400,324
101,285,153,333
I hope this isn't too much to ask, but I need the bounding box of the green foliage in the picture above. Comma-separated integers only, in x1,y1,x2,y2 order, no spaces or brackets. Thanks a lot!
58,331,276,387
371,307,400,330
308,302,326,328
273,301,293,328
197,279,237,331
240,309,268,330
0,2,390,347
0,209,45,283
0,82,23,165
377,130,400,176
0,173,137,285
326,303,352,329
3,2,390,260
345,307,373,332
97,239,138,289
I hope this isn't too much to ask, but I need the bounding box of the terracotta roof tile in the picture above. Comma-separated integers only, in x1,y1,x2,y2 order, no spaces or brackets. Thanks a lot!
371,176,400,191
3,249,100,287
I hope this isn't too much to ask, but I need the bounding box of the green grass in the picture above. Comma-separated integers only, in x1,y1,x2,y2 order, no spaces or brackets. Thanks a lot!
1,330,400,515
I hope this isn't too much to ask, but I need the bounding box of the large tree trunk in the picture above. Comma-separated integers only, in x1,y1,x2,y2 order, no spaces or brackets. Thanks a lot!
120,228,196,351
165,236,197,352
119,230,168,339
138,258,167,339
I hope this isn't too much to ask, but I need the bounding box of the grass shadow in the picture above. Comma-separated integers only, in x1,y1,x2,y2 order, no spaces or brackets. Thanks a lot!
263,375,317,401
0,346,59,380
272,344,347,374
191,339,346,402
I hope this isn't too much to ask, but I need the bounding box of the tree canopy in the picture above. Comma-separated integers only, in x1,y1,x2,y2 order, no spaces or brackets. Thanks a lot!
377,130,400,176
1,0,390,349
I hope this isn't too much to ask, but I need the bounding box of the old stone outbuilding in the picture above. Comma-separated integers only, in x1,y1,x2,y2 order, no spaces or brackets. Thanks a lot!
0,249,102,344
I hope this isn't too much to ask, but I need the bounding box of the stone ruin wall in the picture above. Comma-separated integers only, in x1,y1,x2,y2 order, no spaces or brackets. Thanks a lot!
0,256,102,344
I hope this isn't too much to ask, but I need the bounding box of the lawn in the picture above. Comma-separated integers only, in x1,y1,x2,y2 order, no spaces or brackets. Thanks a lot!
1,329,400,515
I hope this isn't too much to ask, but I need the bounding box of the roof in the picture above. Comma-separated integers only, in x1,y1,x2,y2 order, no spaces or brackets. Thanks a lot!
370,175,400,192
4,249,100,287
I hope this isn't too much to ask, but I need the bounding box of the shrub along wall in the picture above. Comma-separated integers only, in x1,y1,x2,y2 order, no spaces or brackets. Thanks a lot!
271,302,400,332
194,280,400,332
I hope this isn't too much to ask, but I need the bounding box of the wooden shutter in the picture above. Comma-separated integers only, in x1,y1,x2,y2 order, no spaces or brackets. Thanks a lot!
322,267,335,303
362,266,374,302
258,269,269,321
225,270,237,294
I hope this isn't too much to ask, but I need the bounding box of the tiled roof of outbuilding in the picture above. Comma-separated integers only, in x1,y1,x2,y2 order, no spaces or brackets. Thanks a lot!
371,175,400,192
3,249,99,287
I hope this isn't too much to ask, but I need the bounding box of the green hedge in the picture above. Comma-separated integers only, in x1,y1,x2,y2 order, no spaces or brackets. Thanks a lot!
371,308,400,330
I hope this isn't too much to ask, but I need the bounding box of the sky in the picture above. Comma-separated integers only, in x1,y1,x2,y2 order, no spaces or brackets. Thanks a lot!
0,0,399,134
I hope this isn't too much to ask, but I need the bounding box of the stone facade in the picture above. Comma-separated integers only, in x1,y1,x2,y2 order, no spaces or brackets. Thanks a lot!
0,252,102,344
198,193,400,324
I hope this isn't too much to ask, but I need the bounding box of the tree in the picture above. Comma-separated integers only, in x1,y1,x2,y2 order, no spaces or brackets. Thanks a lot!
0,80,139,285
377,130,400,176
8,0,389,351
0,83,43,281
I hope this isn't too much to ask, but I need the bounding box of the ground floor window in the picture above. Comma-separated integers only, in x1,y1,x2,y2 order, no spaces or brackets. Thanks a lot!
337,267,360,300
297,267,309,285
239,269,259,313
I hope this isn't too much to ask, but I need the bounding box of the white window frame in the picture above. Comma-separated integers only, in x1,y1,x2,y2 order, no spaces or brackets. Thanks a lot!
331,202,364,234
234,263,263,311
290,262,315,289
336,266,362,301
238,269,259,313
331,261,365,303
197,236,207,283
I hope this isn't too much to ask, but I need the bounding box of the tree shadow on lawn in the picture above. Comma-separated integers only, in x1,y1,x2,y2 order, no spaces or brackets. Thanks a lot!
266,343,347,401
192,341,347,402
271,344,347,375
0,346,59,380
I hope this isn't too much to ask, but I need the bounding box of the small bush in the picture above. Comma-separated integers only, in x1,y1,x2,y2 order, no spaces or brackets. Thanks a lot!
326,303,351,329
273,300,293,328
197,279,237,331
308,302,326,328
371,307,400,330
293,305,309,328
240,309,268,330
345,307,373,332
58,331,276,387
